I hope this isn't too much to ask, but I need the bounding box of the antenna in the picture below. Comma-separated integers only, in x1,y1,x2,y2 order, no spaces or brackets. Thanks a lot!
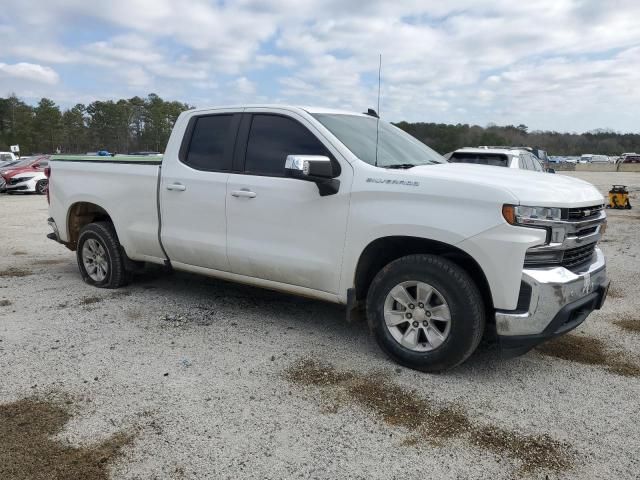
374,53,382,167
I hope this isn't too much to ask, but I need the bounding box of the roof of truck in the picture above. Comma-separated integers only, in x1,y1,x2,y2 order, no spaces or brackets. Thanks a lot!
186,104,370,117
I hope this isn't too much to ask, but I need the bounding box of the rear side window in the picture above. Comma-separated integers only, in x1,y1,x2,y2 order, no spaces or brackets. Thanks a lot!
245,114,329,176
449,152,509,167
184,115,233,171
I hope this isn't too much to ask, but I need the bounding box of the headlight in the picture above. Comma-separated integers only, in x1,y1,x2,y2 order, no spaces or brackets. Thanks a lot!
502,204,562,225
12,176,35,183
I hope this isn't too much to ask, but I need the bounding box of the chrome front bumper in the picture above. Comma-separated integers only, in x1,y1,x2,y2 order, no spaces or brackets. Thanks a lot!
496,247,608,341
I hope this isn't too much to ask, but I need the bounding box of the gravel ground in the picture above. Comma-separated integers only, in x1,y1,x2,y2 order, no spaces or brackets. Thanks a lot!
1,172,639,479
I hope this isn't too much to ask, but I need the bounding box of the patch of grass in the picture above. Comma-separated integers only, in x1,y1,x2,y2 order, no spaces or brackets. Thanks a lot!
285,359,573,475
470,425,572,474
537,334,640,377
284,358,353,387
0,268,32,278
613,317,640,333
31,259,66,266
0,299,11,307
0,397,133,480
80,296,103,305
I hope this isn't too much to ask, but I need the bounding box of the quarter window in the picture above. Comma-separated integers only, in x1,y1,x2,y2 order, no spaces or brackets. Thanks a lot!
244,114,329,176
184,115,234,171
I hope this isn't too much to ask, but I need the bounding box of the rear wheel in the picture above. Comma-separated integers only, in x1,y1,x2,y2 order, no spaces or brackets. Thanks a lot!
77,222,131,288
366,254,485,372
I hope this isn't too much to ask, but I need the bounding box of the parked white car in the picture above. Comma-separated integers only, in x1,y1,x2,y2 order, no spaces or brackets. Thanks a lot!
46,105,609,372
4,170,48,194
449,147,547,172
0,151,17,164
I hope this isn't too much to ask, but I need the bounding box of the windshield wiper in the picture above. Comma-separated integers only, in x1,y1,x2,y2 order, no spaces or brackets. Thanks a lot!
383,163,417,169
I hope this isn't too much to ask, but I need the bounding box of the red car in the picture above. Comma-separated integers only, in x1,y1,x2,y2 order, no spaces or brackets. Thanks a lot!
0,156,50,194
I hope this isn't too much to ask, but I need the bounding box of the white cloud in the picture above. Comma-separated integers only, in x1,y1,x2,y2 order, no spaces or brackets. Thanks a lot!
232,76,256,95
1,0,640,131
0,62,59,84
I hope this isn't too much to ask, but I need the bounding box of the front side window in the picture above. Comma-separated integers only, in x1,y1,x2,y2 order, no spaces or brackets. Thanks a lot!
184,114,233,171
245,114,329,176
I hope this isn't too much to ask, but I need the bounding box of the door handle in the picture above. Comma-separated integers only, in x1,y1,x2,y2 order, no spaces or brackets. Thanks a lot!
167,183,186,191
231,189,257,198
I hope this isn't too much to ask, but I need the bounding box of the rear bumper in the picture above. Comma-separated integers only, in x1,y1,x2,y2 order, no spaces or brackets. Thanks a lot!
496,247,608,356
47,217,63,243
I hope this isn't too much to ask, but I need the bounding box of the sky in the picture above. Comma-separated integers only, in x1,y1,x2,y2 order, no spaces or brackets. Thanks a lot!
1,0,639,133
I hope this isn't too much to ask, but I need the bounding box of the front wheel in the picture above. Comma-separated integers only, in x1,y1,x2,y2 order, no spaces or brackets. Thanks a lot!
77,222,131,288
366,254,485,372
35,179,48,195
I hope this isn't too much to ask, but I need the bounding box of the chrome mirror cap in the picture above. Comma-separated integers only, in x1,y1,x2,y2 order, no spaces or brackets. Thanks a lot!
285,155,331,176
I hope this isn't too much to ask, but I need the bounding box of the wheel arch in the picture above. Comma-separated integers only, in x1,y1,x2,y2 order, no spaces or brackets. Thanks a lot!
353,236,494,313
66,201,114,250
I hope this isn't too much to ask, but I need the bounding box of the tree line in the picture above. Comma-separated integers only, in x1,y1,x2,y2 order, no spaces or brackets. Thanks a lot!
1,93,639,156
394,122,640,156
0,94,191,155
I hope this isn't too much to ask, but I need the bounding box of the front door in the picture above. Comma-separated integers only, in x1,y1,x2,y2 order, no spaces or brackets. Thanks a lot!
226,111,351,294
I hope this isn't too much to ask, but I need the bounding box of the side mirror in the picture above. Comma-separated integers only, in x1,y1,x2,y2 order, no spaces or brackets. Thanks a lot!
285,155,333,178
285,155,340,196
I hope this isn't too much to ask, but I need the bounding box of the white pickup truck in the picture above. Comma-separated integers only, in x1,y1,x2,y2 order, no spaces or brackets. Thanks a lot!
46,105,609,372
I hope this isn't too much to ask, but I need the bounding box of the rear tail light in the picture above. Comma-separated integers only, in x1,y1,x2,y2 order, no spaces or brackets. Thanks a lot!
44,167,51,204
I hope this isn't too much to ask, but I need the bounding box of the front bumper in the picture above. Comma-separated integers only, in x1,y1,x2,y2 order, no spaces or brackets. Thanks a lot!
5,178,37,192
496,247,608,356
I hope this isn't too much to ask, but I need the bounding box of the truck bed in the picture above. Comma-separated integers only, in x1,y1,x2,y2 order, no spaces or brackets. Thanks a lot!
49,155,166,263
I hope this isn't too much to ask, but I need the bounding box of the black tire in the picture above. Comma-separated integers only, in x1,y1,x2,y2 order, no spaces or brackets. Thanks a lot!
76,222,132,288
366,254,485,372
35,179,48,195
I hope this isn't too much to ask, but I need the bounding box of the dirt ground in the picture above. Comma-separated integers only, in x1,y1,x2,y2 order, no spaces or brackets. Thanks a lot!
1,172,639,479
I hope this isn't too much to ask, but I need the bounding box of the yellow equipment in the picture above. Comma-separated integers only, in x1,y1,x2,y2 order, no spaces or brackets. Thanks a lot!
607,185,632,209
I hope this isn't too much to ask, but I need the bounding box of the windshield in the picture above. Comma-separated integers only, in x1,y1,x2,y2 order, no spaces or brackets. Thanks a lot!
311,113,446,167
449,152,509,167
7,158,33,168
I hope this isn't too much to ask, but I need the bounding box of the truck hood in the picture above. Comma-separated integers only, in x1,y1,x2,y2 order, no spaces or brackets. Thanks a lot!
2,167,40,178
409,163,604,207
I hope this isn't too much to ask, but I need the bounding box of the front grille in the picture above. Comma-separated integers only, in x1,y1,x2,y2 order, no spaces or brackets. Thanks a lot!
576,226,598,237
561,242,597,269
566,204,604,221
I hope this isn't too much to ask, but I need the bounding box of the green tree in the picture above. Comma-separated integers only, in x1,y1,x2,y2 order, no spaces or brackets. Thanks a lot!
33,98,63,153
61,104,87,153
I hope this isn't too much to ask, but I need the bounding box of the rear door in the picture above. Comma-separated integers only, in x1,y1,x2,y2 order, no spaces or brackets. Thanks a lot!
225,110,351,293
160,110,240,270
